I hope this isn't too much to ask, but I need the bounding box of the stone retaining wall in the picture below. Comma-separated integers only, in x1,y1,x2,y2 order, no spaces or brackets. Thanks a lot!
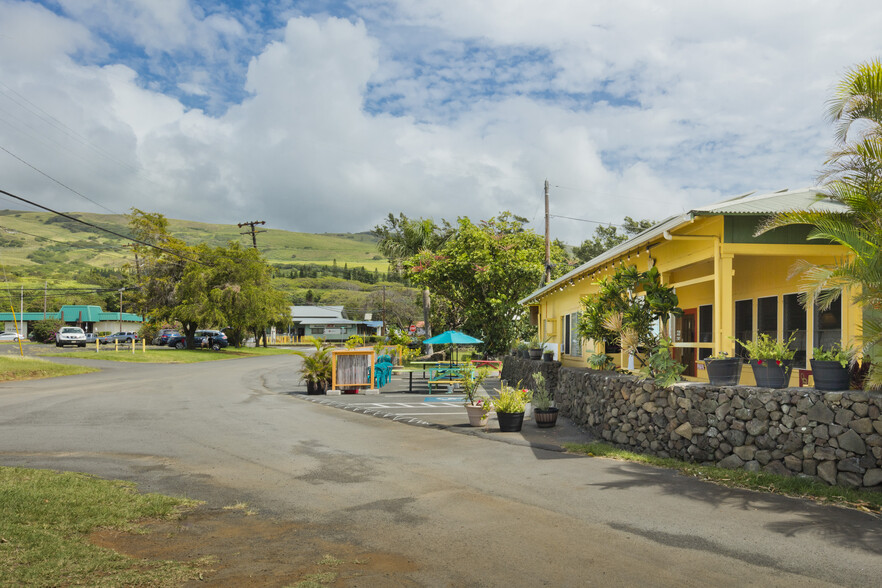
502,356,882,489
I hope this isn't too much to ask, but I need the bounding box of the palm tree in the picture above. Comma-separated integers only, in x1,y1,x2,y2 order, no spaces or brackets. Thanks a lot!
758,58,882,388
372,214,448,353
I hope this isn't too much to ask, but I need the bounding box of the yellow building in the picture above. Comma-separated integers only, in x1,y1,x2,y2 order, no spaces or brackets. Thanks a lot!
520,188,859,386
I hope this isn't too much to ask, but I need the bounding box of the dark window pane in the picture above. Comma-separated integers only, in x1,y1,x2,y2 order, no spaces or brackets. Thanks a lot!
734,299,753,359
698,305,713,343
783,294,807,368
757,296,778,340
814,296,842,352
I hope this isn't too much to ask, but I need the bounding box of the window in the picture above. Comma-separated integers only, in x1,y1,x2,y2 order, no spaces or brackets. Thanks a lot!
814,296,842,352
698,305,713,343
757,296,778,340
783,293,807,368
734,299,753,359
561,312,582,357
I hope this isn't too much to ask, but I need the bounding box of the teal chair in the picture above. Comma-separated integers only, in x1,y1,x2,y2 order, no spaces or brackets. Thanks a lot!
374,361,393,388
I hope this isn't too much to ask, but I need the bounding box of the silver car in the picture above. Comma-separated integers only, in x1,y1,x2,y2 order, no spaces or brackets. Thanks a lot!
56,326,87,347
0,331,21,342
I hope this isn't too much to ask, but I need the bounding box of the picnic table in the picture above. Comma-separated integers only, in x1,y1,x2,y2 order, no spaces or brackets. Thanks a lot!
428,365,464,393
470,359,502,371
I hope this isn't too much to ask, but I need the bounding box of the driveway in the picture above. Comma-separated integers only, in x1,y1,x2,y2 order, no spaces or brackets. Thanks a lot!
1,355,880,586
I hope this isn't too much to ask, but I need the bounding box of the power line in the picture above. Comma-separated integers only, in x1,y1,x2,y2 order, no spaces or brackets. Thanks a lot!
0,143,117,214
0,187,210,266
549,213,624,227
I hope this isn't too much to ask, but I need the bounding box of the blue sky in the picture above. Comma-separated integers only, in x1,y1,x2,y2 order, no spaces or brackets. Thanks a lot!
1,0,881,244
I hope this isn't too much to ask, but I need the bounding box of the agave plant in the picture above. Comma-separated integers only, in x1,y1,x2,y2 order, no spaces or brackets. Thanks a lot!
293,336,333,388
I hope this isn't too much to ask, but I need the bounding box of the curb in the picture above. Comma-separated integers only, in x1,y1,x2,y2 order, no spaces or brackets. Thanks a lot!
292,394,571,453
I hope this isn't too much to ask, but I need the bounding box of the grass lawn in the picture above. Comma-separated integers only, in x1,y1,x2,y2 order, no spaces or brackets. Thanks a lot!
564,441,882,514
0,356,98,381
49,346,295,364
0,466,206,586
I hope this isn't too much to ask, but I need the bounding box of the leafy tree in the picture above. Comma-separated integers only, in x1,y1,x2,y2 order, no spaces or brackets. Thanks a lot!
573,217,656,263
758,58,882,389
28,319,64,343
128,210,289,348
408,212,566,355
372,213,449,350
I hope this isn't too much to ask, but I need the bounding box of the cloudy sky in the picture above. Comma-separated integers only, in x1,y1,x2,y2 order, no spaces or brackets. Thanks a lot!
0,0,880,245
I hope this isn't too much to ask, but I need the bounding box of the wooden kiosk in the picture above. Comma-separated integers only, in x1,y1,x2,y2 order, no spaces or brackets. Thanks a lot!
329,348,378,394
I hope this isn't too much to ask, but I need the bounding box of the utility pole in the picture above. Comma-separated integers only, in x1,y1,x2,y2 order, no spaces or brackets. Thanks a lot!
119,288,124,333
382,285,387,337
544,179,551,285
43,281,47,319
238,220,266,249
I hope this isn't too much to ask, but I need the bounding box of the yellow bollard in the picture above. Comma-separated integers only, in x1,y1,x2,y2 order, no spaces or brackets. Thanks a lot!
132,338,135,354
95,339,99,353
142,339,146,353
114,340,118,352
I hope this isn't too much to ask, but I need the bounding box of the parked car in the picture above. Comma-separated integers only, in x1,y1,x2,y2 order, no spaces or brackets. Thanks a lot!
56,326,87,347
0,331,22,342
167,330,229,350
197,330,229,350
152,329,181,346
84,333,98,344
99,332,139,345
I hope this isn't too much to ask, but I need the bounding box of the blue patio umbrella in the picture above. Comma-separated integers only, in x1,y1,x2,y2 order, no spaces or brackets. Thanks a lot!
422,330,483,363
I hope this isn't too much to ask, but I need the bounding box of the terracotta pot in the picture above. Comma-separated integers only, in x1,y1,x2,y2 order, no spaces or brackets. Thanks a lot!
465,404,489,427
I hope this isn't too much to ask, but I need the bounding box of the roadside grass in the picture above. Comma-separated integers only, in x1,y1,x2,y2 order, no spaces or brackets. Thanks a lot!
0,356,98,381
50,346,295,363
0,466,207,586
564,441,882,514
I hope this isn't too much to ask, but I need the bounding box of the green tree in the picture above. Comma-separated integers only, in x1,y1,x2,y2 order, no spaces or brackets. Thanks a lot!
372,213,449,351
408,212,566,355
758,58,882,389
573,217,656,263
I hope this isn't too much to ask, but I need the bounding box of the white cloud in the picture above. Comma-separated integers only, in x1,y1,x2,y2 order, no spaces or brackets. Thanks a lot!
0,1,881,247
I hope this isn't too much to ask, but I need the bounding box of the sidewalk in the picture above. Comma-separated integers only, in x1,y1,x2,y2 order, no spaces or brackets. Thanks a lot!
298,369,596,452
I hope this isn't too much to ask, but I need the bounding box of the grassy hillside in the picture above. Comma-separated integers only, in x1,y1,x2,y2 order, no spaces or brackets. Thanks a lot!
0,209,386,275
0,210,419,323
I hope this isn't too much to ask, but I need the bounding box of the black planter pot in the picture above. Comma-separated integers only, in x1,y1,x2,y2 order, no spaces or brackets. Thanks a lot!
520,350,530,359
749,359,793,389
542,351,554,362
810,359,850,391
306,380,327,395
528,348,542,360
497,411,525,432
704,358,742,386
533,407,559,428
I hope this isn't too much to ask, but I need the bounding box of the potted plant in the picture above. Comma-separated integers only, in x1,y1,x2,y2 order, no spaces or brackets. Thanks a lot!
293,336,333,394
810,344,855,391
461,367,492,426
542,348,555,362
531,372,558,428
702,351,743,386
517,341,530,359
528,334,551,360
736,333,796,389
493,383,530,432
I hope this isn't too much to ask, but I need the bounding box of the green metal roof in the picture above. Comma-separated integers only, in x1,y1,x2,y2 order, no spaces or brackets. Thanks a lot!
0,305,143,323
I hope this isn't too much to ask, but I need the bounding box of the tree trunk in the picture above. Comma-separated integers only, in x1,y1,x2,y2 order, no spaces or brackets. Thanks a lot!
423,287,433,354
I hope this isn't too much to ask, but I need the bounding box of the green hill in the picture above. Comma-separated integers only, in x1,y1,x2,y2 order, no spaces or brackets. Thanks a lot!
0,210,418,323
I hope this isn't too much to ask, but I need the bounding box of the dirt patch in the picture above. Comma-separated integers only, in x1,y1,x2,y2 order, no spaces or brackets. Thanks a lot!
90,507,420,587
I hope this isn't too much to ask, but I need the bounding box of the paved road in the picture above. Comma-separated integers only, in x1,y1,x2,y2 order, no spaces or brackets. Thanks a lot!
1,355,880,586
